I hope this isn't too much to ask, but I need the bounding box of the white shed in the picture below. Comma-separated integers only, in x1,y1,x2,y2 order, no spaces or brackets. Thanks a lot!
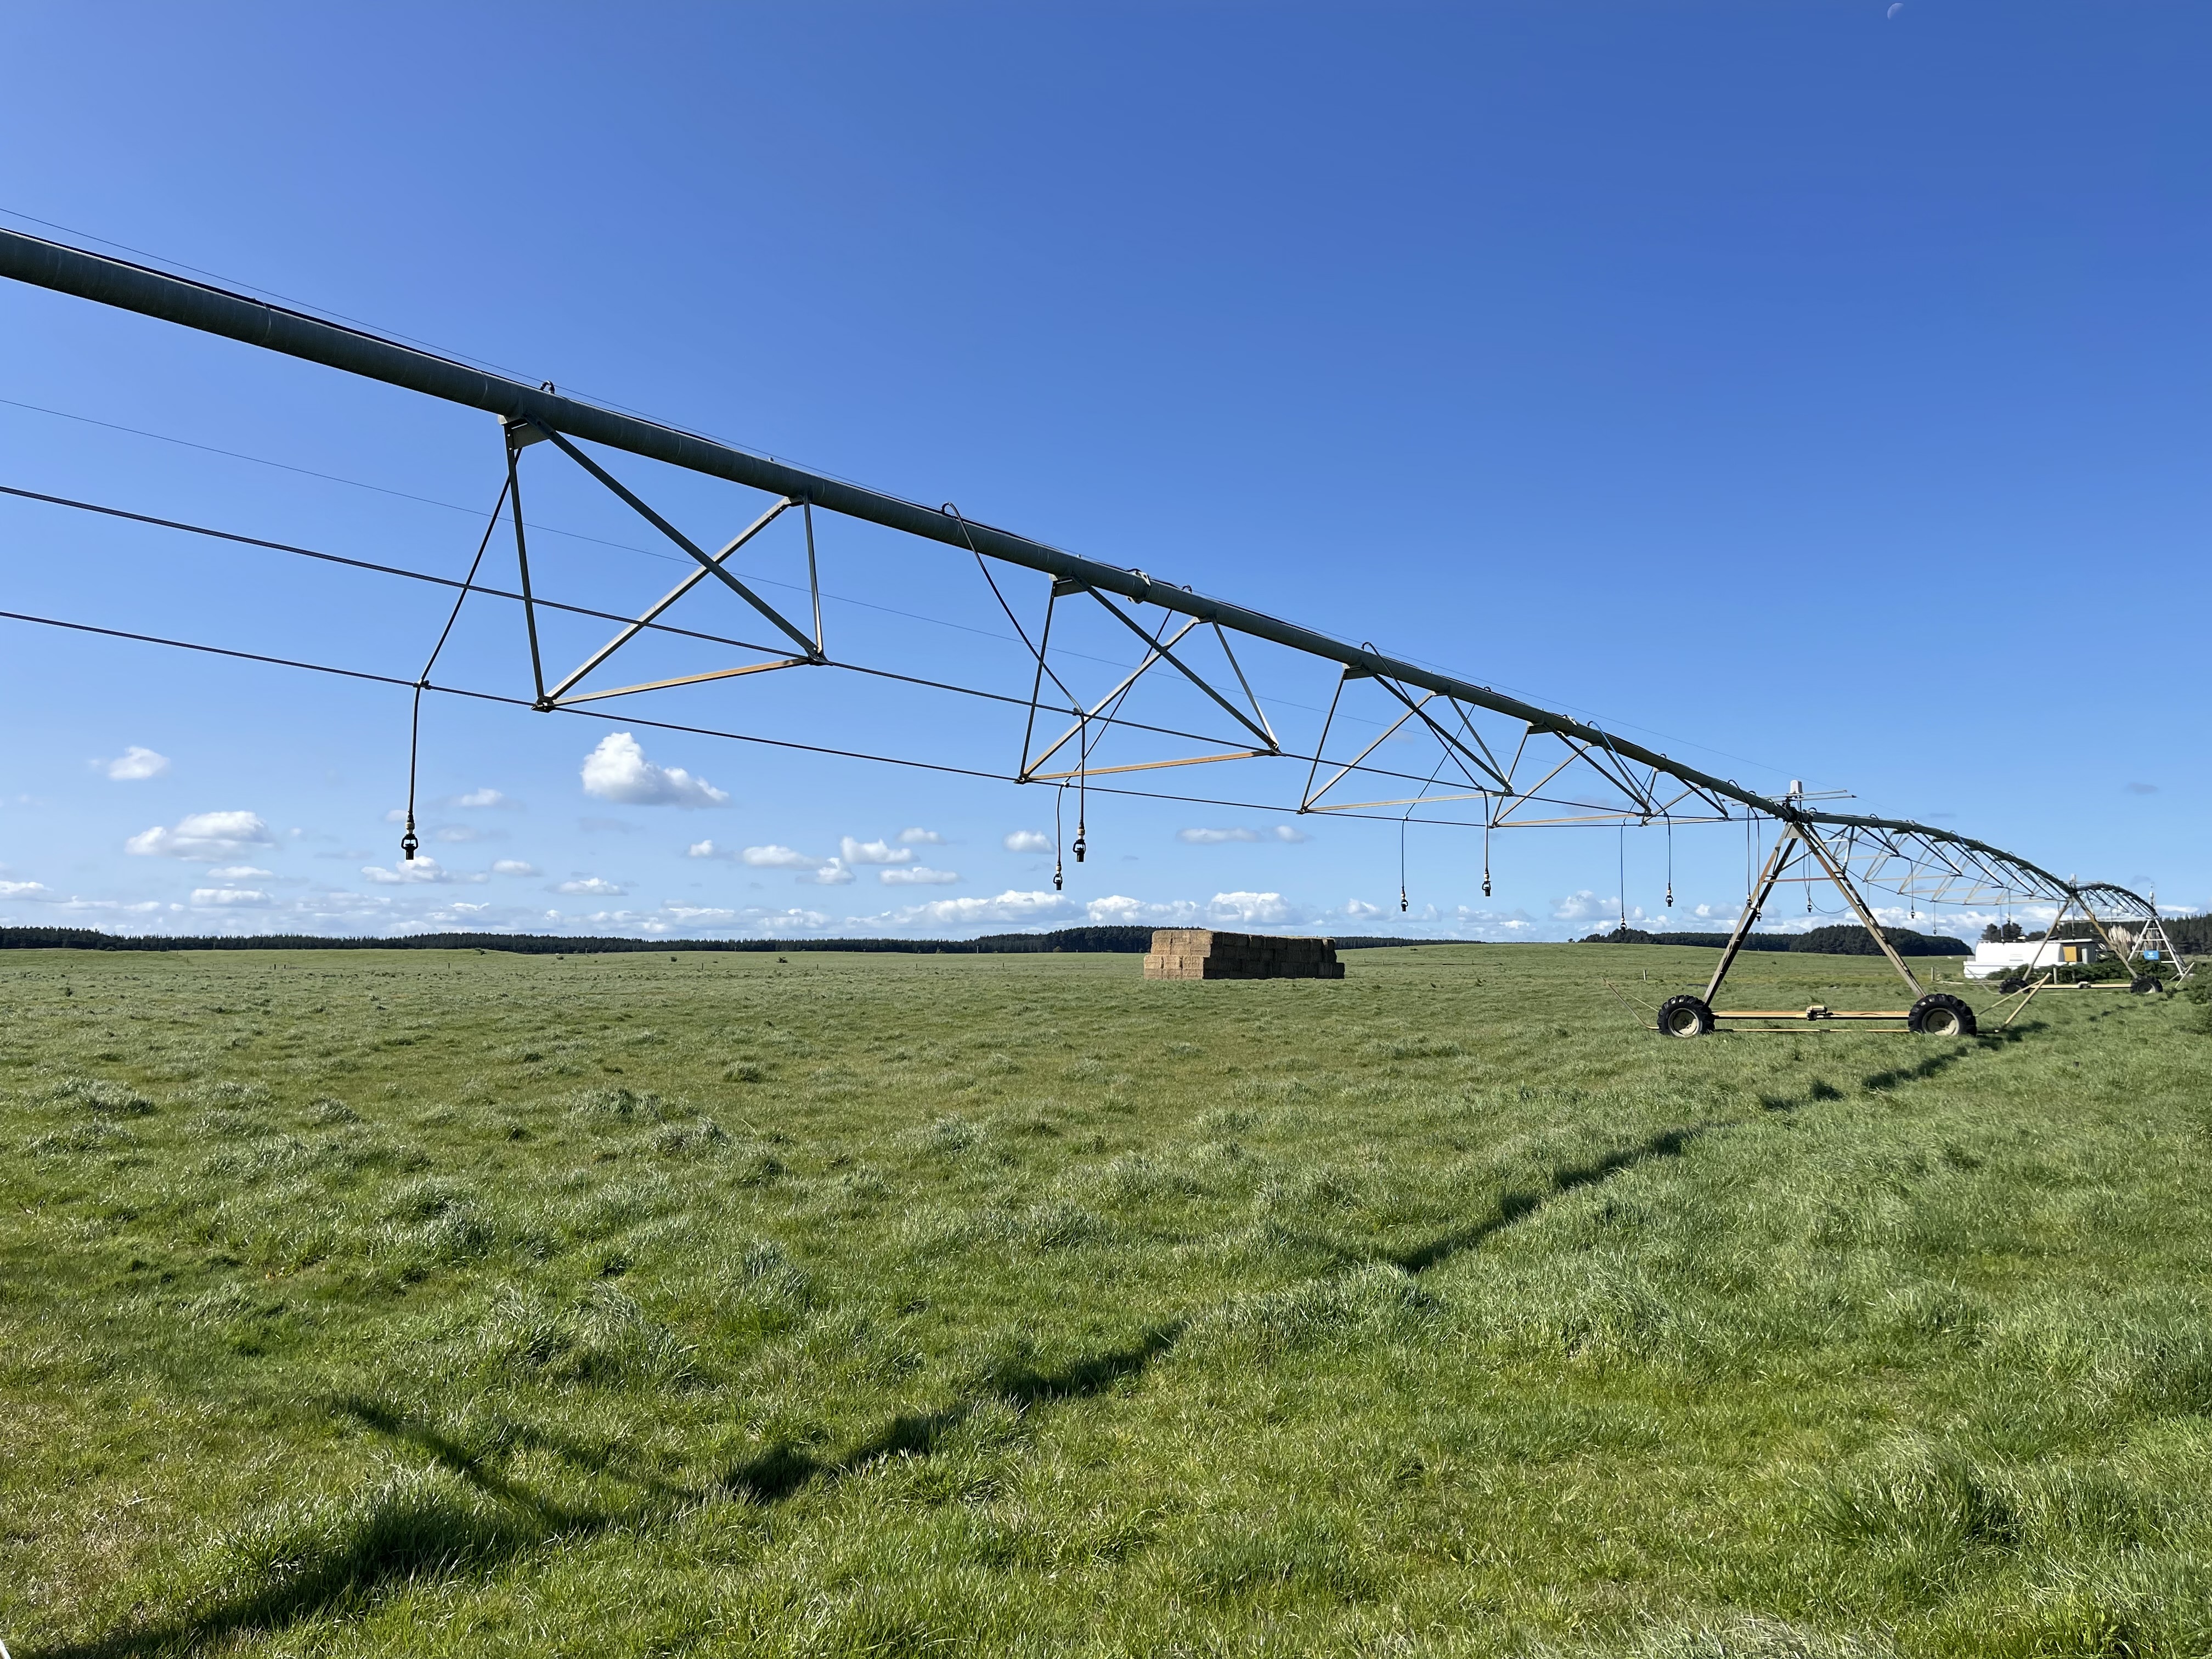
1962,937,2102,980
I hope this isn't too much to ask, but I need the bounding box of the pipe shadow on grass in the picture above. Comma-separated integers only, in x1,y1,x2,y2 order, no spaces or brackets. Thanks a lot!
722,1323,1184,1504
733,1124,1717,1504
1385,1124,1709,1274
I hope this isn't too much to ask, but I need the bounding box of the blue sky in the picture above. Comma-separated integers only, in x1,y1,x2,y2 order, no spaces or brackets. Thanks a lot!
1,2,2203,941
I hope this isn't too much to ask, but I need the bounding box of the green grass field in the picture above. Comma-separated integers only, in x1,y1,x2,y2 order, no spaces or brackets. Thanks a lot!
4,943,2208,1657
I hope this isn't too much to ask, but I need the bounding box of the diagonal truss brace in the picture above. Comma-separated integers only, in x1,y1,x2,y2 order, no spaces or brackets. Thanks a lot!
1299,671,1733,827
1018,585,1280,782
544,495,806,705
520,418,825,670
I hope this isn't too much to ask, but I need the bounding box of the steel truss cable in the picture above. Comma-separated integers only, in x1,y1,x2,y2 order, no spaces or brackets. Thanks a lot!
0,606,1605,825
7,484,1737,824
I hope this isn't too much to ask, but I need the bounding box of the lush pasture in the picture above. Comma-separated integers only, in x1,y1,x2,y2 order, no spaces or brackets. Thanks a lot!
2,943,2207,1657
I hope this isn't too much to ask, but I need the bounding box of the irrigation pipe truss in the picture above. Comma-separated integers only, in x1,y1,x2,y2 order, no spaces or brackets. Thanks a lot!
0,225,2166,936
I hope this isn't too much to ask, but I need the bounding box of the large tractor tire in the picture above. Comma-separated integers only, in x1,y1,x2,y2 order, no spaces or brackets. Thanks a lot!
1908,992,1977,1037
1656,995,1714,1038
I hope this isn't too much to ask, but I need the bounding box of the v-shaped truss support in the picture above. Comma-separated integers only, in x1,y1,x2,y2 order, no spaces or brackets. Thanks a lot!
1297,667,1729,828
1014,579,1280,783
503,417,824,710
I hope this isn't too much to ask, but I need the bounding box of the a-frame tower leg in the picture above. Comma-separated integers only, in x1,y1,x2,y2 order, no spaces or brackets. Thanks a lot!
1703,824,1805,1007
1700,817,1927,1013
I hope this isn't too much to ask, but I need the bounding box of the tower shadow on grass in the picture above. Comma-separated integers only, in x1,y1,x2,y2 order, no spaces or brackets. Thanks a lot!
1859,1024,2024,1095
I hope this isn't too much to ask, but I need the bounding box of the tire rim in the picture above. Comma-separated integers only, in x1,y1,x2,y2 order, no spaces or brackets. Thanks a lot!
1666,1007,1701,1036
1924,1007,1960,1036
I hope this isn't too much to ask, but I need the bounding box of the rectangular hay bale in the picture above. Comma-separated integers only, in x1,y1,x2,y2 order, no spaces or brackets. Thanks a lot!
1143,929,1343,981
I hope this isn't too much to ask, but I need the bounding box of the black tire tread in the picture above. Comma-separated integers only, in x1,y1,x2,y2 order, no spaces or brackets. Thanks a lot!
1908,991,1977,1037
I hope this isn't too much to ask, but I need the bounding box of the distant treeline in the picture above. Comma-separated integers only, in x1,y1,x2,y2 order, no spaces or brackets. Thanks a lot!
1579,924,1971,957
0,924,1420,957
2157,915,2212,953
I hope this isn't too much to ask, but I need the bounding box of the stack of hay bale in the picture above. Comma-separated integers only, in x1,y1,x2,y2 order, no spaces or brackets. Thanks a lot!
1143,929,1345,980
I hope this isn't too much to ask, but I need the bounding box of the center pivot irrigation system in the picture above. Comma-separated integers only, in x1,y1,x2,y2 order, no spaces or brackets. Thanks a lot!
0,226,2183,1034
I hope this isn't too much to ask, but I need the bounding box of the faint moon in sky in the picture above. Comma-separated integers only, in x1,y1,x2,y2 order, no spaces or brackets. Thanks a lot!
1887,2,1903,14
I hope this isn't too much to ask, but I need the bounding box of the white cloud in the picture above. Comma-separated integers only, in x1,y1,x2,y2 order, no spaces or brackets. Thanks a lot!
1085,894,1203,927
880,865,960,885
189,888,273,907
204,865,274,880
840,837,914,866
744,907,834,932
1444,907,1537,934
1552,891,1646,925
53,898,167,916
361,856,486,886
898,827,945,845
1004,830,1051,853
544,903,834,935
492,860,540,877
1179,825,1311,847
579,732,729,808
659,905,741,926
1691,902,1740,923
453,787,514,809
1343,899,1384,919
554,877,627,896
126,811,273,859
870,890,1074,928
666,904,833,932
724,845,857,885
0,879,52,899
1079,891,1305,928
103,746,170,781
1209,891,1298,926
741,844,816,868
